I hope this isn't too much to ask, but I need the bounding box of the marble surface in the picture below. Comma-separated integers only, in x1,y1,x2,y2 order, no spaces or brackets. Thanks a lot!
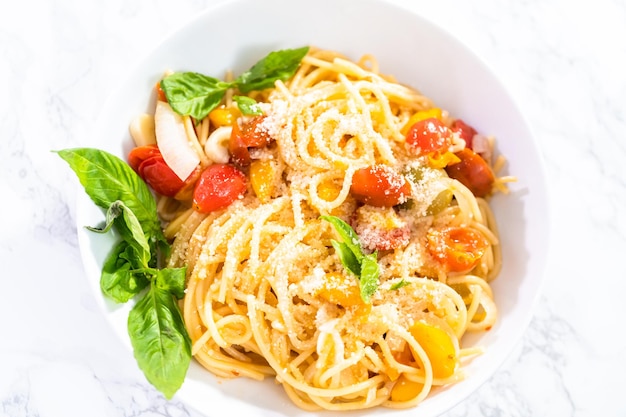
1,0,625,416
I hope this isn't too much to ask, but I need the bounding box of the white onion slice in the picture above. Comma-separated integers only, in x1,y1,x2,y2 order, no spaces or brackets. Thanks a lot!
154,101,201,181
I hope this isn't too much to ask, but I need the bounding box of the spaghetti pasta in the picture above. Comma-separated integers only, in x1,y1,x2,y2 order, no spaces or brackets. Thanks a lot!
134,47,511,410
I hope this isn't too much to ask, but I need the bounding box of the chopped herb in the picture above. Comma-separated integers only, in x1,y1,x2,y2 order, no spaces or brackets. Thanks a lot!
390,279,411,290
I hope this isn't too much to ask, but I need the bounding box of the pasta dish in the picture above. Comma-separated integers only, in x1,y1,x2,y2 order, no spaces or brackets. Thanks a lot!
126,47,514,410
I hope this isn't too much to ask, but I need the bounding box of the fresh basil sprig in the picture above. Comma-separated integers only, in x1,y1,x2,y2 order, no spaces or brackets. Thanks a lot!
321,215,380,303
234,47,310,93
57,148,191,399
160,46,309,120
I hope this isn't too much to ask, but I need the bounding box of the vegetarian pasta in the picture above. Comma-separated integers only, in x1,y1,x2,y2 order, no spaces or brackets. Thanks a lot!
125,46,514,410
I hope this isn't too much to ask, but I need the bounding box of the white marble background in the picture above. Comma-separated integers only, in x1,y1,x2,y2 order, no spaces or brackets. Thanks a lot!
1,0,625,416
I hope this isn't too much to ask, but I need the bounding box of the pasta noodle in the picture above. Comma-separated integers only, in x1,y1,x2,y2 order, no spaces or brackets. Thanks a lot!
145,47,511,410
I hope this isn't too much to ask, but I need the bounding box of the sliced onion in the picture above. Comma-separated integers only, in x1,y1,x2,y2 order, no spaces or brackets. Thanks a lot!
154,101,201,181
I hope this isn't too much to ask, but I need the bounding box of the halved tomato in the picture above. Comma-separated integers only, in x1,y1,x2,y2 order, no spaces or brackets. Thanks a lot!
229,116,273,166
426,226,488,272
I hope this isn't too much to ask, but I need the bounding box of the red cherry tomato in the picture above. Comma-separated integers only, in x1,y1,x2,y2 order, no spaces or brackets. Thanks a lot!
229,116,273,166
405,118,452,156
128,145,185,198
128,145,161,172
426,226,489,272
354,220,411,251
445,148,495,197
137,157,185,198
450,119,477,149
350,165,411,207
192,164,247,213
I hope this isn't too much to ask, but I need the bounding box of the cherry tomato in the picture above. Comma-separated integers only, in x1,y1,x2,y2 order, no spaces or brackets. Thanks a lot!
138,156,185,198
128,145,162,172
445,148,495,197
173,166,201,201
405,118,452,156
426,226,489,272
451,119,477,149
316,273,363,307
192,164,247,213
350,165,411,207
128,145,185,197
156,80,167,102
408,320,457,379
229,116,273,166
355,221,410,251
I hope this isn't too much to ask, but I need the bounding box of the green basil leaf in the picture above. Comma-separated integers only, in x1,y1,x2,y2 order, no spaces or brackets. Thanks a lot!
155,267,187,300
233,95,263,116
88,200,152,268
160,72,232,120
321,215,364,262
56,148,161,237
359,253,380,303
114,200,151,267
128,285,192,399
389,279,410,291
85,200,120,234
330,240,361,276
101,241,150,303
235,46,309,93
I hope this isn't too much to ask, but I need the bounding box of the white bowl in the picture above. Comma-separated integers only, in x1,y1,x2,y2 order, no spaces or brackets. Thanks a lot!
77,0,549,415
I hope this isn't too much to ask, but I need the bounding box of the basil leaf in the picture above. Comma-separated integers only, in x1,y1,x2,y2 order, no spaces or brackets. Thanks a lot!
128,285,192,399
101,241,150,303
322,215,381,303
89,200,152,267
321,215,364,261
235,46,309,93
233,95,263,116
155,267,187,300
330,240,361,276
113,201,151,267
389,279,410,291
85,200,120,234
56,148,161,237
359,253,380,303
160,72,232,120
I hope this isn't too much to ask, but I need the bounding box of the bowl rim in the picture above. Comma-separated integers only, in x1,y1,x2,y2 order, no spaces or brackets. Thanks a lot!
78,0,550,415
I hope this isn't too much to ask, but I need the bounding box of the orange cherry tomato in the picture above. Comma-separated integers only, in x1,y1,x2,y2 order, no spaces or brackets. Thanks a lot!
426,226,489,272
229,116,273,166
192,164,247,213
128,145,185,198
450,119,477,149
173,166,201,201
405,118,452,156
155,81,167,102
445,148,495,197
350,165,411,207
